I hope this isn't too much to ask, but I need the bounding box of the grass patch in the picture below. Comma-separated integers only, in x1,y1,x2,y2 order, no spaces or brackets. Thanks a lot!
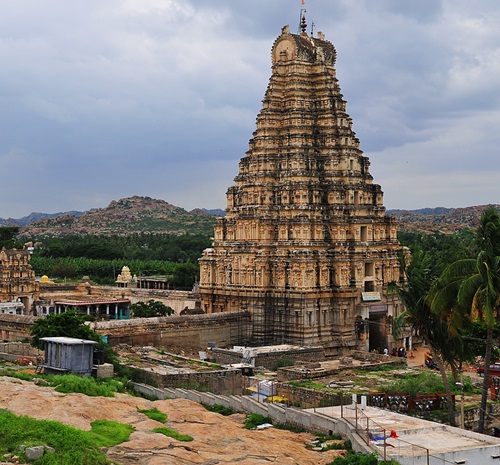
353,364,402,373
47,374,126,397
0,369,128,397
153,427,193,442
137,407,167,423
243,413,272,429
289,380,325,390
0,410,133,464
0,367,36,382
90,419,134,447
378,371,477,397
204,404,233,416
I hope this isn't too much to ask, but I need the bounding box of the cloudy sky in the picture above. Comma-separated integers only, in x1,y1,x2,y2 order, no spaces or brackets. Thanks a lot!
1,0,499,218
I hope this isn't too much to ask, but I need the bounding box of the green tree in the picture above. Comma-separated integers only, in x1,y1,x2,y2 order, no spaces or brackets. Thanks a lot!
462,321,500,362
429,206,500,433
391,250,465,426
171,262,199,289
0,227,23,249
130,300,174,318
30,310,101,350
52,260,77,280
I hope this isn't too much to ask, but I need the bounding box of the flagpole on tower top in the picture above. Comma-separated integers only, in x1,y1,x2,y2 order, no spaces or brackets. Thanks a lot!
298,0,307,34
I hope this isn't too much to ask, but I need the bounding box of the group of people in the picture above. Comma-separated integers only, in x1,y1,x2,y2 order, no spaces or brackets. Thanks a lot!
393,347,407,358
382,347,409,358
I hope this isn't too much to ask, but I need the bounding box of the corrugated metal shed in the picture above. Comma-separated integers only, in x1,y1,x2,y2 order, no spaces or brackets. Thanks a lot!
41,337,97,376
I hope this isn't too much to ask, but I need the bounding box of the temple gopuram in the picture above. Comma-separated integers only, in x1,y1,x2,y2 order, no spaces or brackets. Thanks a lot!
199,19,405,352
0,248,39,315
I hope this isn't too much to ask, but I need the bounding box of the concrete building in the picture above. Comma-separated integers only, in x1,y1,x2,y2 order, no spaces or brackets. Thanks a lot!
199,19,405,351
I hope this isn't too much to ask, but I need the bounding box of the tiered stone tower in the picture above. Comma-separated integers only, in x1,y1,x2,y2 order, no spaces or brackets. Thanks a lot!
199,21,404,350
0,248,39,314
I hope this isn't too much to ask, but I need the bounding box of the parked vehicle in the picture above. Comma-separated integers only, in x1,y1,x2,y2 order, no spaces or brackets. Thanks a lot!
425,352,438,370
477,364,500,377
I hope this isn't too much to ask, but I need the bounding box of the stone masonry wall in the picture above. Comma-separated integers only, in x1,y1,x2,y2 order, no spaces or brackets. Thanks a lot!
212,346,325,369
129,367,244,396
94,312,251,351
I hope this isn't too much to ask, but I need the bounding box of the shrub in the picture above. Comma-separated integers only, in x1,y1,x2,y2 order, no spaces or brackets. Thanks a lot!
204,404,233,416
243,413,272,429
330,452,379,465
329,452,400,464
379,371,444,396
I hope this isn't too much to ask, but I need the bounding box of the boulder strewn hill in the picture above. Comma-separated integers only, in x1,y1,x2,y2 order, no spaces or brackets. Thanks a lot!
10,197,499,238
19,196,218,237
0,211,83,227
387,204,500,234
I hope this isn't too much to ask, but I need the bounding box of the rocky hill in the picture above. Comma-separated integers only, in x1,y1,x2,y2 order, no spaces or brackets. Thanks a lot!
0,211,83,227
19,196,218,238
387,204,500,234
12,197,500,238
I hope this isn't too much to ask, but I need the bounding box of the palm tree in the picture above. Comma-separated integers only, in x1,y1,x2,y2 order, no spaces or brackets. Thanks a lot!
391,249,461,426
429,206,500,433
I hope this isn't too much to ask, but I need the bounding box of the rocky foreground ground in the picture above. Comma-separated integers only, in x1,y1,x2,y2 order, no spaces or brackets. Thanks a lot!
0,377,345,465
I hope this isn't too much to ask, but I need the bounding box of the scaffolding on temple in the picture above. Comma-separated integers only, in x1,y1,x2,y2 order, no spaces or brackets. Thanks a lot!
229,290,305,347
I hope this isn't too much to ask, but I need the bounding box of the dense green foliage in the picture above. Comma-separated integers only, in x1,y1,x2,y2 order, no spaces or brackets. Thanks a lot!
32,233,211,262
0,226,23,249
429,206,500,433
26,233,210,287
0,411,133,465
462,321,500,362
30,256,177,285
131,300,174,318
30,311,101,350
398,229,476,273
0,368,127,397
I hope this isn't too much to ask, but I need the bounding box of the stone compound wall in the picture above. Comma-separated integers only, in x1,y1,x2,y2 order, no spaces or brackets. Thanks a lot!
0,314,36,342
212,346,325,370
94,311,251,351
129,367,244,396
0,341,40,363
0,310,251,352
